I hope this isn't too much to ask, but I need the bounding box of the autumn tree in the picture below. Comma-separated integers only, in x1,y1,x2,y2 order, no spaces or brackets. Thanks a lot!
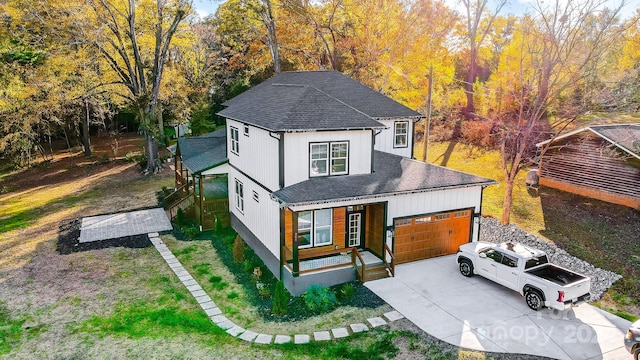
485,0,626,224
78,0,193,174
460,0,507,115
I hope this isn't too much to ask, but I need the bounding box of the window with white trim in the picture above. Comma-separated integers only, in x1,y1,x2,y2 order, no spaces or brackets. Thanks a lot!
244,126,249,136
297,209,333,248
394,121,409,148
230,127,239,154
234,179,244,213
310,141,348,176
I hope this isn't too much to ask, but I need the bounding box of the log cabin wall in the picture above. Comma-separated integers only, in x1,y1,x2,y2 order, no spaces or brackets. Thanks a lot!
539,132,640,209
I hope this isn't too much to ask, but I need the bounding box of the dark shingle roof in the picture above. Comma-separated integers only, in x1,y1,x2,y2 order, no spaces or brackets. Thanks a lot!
177,129,227,174
218,71,422,132
272,151,497,206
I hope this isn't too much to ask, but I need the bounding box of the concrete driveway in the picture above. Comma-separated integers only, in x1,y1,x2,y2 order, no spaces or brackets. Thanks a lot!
365,255,631,360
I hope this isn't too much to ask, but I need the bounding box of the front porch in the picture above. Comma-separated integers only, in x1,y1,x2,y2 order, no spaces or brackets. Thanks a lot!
280,203,395,292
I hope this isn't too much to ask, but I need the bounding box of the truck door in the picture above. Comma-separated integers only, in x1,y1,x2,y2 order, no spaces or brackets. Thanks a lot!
496,253,519,290
478,249,502,280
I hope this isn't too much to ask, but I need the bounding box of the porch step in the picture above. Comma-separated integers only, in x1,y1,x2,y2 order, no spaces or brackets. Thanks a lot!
362,264,390,282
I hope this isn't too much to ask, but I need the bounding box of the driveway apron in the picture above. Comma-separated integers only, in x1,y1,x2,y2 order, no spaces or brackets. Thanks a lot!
365,255,631,360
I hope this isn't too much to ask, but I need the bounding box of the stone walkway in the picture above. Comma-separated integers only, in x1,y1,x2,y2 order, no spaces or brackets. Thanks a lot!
79,208,172,243
148,232,404,344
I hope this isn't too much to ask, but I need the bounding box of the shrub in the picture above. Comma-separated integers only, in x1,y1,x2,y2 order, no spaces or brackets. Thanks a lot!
256,282,271,299
208,275,228,291
303,284,337,313
339,283,355,300
183,225,199,239
233,235,245,263
215,215,223,233
272,281,288,316
175,208,185,227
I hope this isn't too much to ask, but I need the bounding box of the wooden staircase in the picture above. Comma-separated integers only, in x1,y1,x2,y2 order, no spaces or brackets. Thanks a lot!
352,247,395,283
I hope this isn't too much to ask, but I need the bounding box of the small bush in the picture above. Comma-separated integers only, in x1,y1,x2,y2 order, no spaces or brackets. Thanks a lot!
227,291,239,299
233,235,245,262
175,208,185,226
272,281,288,316
256,282,271,299
339,283,355,300
183,225,199,239
304,284,337,313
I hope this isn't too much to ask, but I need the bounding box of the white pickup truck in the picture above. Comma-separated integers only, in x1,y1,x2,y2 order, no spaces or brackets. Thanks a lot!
456,242,591,311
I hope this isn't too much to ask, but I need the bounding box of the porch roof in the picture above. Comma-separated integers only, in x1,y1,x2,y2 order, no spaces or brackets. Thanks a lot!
177,129,227,174
272,151,498,206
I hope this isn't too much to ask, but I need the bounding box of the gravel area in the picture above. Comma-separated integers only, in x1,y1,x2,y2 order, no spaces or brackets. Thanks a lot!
479,217,622,301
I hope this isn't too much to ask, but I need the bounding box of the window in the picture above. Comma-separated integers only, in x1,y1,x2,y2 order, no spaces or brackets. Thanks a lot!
310,141,349,176
394,218,412,226
525,255,549,270
501,254,518,268
454,210,469,218
252,190,259,202
230,127,239,154
310,143,328,176
331,142,348,174
482,249,503,263
394,121,409,148
234,179,244,213
244,126,249,136
434,213,450,221
297,209,333,248
415,216,432,223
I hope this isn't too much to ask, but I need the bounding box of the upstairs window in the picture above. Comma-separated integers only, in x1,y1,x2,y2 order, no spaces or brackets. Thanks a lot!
230,127,240,154
394,121,409,148
234,179,244,213
244,125,250,136
310,141,349,177
310,143,328,176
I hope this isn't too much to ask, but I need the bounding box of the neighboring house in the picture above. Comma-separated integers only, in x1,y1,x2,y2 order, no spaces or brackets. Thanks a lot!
536,124,640,209
214,70,497,295
168,129,231,230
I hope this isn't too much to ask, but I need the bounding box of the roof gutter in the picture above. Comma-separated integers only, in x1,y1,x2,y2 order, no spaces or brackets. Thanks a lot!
273,180,499,209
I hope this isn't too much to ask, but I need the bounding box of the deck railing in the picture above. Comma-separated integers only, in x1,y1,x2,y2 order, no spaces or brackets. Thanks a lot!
351,248,366,282
383,244,396,277
163,183,190,208
166,192,194,221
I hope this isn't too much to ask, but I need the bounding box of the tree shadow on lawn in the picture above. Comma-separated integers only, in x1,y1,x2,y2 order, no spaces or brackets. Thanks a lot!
537,186,640,304
56,218,152,255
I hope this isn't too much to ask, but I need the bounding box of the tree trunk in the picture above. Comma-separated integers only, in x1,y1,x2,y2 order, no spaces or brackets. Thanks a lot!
81,98,92,157
145,132,161,174
465,46,477,115
501,178,513,225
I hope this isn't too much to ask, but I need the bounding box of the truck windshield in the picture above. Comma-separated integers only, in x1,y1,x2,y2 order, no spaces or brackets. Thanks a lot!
525,255,549,270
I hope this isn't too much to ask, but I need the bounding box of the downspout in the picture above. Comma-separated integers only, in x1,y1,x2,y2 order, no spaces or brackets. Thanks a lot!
199,174,204,232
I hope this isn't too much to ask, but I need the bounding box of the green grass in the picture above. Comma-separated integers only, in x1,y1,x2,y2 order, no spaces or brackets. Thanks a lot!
79,302,226,339
0,303,25,355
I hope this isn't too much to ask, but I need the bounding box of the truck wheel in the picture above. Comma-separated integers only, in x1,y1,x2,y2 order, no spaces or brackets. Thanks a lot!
525,290,543,311
634,348,639,360
459,260,474,277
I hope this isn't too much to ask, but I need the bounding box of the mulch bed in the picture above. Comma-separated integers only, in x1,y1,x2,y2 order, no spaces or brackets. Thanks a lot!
57,218,151,255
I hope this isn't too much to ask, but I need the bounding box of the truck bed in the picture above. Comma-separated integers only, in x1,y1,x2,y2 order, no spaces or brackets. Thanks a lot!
526,264,587,286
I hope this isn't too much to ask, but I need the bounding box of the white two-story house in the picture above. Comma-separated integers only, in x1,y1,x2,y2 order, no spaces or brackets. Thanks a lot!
217,71,496,295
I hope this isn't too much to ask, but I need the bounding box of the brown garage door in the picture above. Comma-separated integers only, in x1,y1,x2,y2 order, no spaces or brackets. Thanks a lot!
394,209,472,264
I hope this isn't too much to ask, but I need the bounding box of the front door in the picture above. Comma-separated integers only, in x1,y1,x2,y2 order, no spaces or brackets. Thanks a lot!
347,212,363,248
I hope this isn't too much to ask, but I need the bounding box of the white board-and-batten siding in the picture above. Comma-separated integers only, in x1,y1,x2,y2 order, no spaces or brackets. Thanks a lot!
374,119,414,158
283,130,373,187
228,167,282,259
227,119,280,191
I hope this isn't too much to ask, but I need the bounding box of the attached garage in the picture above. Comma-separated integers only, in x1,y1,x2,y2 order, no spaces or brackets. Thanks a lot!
393,209,473,264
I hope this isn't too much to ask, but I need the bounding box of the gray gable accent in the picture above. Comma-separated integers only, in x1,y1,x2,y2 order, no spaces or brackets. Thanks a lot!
272,151,497,206
178,129,227,174
218,71,422,132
